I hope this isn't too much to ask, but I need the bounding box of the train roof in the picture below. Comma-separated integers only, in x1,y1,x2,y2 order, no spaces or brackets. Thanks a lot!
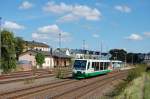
111,60,122,62
74,59,111,62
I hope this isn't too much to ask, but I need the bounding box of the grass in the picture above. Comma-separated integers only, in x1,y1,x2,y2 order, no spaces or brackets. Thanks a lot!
143,71,150,99
115,75,144,99
55,67,71,79
24,78,35,84
105,64,149,99
113,66,150,99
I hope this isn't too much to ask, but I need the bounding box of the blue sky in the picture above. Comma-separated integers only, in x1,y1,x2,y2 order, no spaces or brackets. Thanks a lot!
0,0,150,53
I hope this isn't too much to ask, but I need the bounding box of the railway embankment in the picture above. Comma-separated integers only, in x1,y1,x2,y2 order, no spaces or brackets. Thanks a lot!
104,64,150,99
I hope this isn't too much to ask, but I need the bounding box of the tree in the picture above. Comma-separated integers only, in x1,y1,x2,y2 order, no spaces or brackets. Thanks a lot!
109,49,127,62
35,53,45,68
1,30,16,73
15,37,25,60
127,53,144,64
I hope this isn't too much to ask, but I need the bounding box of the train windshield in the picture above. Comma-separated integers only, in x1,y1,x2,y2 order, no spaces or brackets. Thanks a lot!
73,60,87,70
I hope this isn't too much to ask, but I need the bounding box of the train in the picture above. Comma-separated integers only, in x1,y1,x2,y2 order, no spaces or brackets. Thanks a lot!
72,59,123,79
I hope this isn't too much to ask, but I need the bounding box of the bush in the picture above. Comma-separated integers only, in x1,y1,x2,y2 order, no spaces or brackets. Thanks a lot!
24,78,35,84
55,68,66,79
107,64,147,97
126,64,146,82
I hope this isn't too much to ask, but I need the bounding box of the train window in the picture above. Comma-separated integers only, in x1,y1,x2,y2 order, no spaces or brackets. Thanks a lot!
103,62,105,69
104,62,108,69
100,62,103,70
87,62,90,69
92,62,95,68
95,62,99,71
74,60,87,70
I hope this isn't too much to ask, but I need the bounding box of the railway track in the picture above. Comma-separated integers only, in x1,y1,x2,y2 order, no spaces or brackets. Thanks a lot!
51,71,128,99
0,69,53,84
0,70,128,99
0,78,78,99
0,69,52,79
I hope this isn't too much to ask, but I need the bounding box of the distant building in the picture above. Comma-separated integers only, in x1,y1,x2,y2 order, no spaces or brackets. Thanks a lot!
144,53,150,65
69,49,111,60
24,41,51,52
55,48,70,56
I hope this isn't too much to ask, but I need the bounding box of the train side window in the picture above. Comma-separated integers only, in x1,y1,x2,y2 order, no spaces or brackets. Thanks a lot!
103,62,105,70
100,62,103,70
92,62,94,68
87,62,90,69
96,62,99,71
104,62,108,70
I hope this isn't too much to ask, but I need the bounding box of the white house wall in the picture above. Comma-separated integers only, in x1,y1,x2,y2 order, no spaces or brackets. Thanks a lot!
34,47,50,51
19,54,36,66
42,57,54,68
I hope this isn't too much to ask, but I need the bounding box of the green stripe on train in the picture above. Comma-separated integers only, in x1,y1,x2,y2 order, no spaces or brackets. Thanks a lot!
73,70,112,78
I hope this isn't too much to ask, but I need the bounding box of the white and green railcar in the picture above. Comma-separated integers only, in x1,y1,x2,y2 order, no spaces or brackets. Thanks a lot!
72,59,113,79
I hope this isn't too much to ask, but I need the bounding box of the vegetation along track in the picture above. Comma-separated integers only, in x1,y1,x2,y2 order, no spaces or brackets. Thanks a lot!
0,70,128,99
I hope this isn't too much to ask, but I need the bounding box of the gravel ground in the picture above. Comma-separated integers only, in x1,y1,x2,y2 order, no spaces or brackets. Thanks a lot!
0,76,61,93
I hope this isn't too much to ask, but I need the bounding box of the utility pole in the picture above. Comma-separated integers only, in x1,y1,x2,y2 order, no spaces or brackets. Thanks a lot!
125,53,127,67
100,41,102,59
132,54,134,66
115,52,118,60
83,40,85,59
59,32,61,68
0,17,2,31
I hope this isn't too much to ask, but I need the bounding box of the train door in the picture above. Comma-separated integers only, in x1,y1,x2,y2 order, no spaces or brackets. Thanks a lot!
87,61,94,73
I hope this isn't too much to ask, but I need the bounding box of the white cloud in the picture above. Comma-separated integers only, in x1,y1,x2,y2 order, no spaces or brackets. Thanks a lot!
32,32,48,39
19,1,33,9
2,21,25,30
43,2,72,14
144,32,150,37
126,34,143,41
57,14,79,23
114,5,131,13
43,1,102,22
32,24,72,42
37,24,60,34
92,34,99,38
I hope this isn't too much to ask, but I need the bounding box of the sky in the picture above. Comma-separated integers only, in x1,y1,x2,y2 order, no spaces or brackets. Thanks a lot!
0,0,150,53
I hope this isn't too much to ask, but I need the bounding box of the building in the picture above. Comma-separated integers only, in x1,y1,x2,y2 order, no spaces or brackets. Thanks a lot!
19,50,54,70
53,50,71,67
24,41,51,52
19,50,71,70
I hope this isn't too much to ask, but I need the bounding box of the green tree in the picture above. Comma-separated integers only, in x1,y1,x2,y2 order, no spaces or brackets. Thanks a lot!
127,53,144,64
109,49,127,62
35,53,45,68
1,30,16,73
15,37,25,60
